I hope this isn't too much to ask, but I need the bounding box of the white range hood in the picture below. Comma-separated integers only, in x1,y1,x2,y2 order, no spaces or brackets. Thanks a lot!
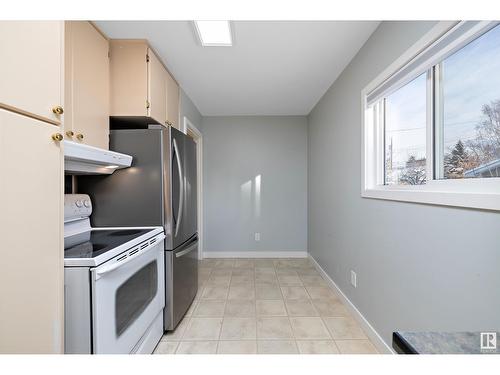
64,141,133,175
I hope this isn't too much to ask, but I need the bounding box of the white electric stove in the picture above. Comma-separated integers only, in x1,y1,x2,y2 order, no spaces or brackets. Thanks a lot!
64,194,165,354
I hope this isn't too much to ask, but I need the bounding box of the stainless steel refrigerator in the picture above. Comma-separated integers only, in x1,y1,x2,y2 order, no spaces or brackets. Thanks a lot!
78,123,198,331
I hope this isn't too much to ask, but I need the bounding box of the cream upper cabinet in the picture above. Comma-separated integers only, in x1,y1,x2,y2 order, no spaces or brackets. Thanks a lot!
166,70,180,129
148,49,167,124
109,40,149,117
65,21,110,149
109,40,179,127
0,21,63,125
0,109,63,353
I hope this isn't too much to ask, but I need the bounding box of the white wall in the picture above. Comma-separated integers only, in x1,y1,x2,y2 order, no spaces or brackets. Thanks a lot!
308,21,500,346
202,116,308,256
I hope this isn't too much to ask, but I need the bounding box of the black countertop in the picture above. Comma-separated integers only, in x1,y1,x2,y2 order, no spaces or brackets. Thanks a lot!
393,331,500,354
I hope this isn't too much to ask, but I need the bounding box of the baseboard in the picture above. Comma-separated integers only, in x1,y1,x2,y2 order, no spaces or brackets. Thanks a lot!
203,251,308,259
308,254,394,354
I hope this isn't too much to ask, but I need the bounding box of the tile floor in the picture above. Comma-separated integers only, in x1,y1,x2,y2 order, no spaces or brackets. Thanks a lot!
153,258,379,354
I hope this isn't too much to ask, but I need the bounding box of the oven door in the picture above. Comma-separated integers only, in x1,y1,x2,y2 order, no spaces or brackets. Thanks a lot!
91,236,165,354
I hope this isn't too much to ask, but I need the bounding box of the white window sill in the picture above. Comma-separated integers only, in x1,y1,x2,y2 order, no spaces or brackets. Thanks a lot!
361,182,500,211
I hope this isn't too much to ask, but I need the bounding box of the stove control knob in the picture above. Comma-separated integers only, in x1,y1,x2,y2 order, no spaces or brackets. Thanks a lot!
83,200,91,208
75,200,83,208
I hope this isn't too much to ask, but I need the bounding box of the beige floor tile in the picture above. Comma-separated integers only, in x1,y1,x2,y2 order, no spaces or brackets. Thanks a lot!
162,317,190,341
213,259,235,268
199,259,217,267
207,274,231,286
256,299,287,316
281,286,310,300
299,275,328,286
217,340,257,354
290,317,331,339
224,300,255,317
305,286,338,300
198,267,213,278
255,267,276,275
296,340,339,354
311,299,349,317
296,268,320,276
220,318,257,340
255,273,278,284
285,300,319,316
253,259,275,267
234,259,255,268
184,299,198,317
195,286,205,300
154,341,179,354
231,274,254,285
183,317,223,340
255,283,283,299
289,258,314,268
228,285,255,300
193,300,226,317
201,285,229,300
257,340,298,354
256,317,293,339
278,275,303,286
232,268,254,277
176,341,218,354
274,259,294,268
335,340,378,354
275,268,298,276
211,268,233,277
323,317,367,340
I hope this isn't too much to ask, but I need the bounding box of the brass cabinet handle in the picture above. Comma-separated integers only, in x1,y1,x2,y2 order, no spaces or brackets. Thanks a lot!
52,133,63,142
76,133,84,141
66,131,74,137
52,106,64,115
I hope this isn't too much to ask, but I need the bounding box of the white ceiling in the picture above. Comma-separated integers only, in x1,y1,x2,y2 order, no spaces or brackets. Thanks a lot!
95,21,379,116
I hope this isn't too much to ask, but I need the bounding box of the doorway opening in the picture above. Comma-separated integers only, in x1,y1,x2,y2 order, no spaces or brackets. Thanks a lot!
182,116,203,260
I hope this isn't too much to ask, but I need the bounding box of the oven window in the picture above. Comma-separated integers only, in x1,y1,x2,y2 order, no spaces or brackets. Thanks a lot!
115,260,158,337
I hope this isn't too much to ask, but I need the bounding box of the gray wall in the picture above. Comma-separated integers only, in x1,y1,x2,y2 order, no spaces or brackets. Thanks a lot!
179,88,203,133
308,21,500,347
203,116,308,254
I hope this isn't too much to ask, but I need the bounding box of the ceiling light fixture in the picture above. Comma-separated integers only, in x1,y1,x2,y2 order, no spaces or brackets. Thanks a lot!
194,20,232,47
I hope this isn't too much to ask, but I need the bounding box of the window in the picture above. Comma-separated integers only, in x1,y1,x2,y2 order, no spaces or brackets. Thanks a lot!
384,74,427,185
362,21,500,211
438,25,500,179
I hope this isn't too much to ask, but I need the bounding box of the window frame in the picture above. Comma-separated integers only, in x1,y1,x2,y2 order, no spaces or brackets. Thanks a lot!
361,21,500,211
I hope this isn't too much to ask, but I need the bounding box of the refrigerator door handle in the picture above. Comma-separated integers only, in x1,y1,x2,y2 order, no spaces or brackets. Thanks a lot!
173,138,184,238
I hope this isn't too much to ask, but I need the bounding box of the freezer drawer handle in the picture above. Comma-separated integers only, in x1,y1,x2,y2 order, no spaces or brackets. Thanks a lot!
175,243,196,258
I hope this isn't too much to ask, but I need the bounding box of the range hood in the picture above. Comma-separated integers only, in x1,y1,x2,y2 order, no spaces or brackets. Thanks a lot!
64,140,133,175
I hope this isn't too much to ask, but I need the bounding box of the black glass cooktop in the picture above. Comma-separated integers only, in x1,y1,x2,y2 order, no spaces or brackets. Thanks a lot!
64,229,152,259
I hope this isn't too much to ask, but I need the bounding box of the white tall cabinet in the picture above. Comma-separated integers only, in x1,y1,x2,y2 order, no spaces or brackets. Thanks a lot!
0,21,64,353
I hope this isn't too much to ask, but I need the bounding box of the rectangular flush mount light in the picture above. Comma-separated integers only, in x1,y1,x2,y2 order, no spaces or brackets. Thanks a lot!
194,21,232,46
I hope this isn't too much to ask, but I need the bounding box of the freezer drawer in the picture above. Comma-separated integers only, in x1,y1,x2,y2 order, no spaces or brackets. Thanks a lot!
164,234,198,330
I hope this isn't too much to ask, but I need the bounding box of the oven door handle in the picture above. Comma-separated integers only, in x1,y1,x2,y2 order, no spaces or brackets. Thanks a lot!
93,234,165,279
175,242,197,258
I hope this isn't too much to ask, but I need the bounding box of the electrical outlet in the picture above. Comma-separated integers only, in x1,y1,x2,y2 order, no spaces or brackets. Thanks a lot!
255,232,261,241
350,270,357,288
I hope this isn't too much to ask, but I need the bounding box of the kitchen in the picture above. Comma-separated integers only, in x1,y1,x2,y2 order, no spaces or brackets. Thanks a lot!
1,3,500,373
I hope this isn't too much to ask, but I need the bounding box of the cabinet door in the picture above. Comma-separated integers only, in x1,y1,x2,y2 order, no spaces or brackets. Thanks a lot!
65,22,110,149
147,49,167,124
166,71,180,129
109,40,148,116
0,109,63,353
0,21,63,125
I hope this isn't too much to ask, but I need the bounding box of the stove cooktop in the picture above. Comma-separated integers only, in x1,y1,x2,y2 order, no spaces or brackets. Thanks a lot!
64,228,152,260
